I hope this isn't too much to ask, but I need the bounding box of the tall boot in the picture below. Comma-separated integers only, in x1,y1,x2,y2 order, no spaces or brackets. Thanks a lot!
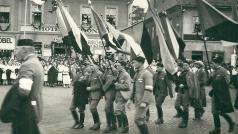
193,108,201,120
146,109,150,122
103,112,112,133
116,114,123,128
209,114,221,134
174,107,183,118
77,112,85,129
138,124,150,134
89,111,100,131
119,113,129,133
71,111,79,129
220,113,235,132
178,111,188,128
110,112,117,130
155,106,164,124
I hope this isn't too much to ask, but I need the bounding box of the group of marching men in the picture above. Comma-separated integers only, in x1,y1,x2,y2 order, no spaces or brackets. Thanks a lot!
69,54,238,134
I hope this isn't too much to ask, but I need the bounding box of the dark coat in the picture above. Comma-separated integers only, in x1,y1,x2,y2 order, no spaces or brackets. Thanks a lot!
234,89,238,109
211,67,234,113
73,80,89,107
48,65,58,84
0,84,21,123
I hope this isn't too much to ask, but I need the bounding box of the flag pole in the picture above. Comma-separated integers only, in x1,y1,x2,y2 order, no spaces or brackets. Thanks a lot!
23,0,28,39
89,1,115,76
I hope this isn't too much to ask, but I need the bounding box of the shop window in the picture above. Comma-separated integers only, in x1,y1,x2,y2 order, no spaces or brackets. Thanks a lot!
0,6,10,23
0,6,10,31
31,3,43,29
80,5,92,30
105,6,117,27
193,16,201,33
212,52,224,62
192,51,203,61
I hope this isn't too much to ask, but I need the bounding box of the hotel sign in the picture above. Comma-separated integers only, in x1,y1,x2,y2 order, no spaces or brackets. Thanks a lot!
0,36,15,50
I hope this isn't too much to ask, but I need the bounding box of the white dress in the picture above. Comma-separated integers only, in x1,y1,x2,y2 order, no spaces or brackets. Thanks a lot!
2,65,7,80
10,65,17,80
62,66,71,85
57,65,63,81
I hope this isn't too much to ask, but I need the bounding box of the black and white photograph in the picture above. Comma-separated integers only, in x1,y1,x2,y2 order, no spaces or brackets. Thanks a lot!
0,0,238,134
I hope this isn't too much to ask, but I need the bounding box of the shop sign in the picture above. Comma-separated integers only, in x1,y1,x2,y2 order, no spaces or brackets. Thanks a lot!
87,39,103,47
40,25,59,32
0,36,15,50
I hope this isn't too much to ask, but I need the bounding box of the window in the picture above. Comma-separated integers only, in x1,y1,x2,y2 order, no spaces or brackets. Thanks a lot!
192,16,199,24
105,6,118,27
212,52,224,62
31,3,44,28
0,6,10,23
80,5,92,30
192,51,203,61
193,16,200,33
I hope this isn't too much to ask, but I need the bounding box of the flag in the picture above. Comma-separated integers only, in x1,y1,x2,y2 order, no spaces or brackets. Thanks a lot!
56,2,91,55
147,0,178,75
91,7,129,54
32,0,45,5
140,24,153,64
197,0,238,43
232,0,238,21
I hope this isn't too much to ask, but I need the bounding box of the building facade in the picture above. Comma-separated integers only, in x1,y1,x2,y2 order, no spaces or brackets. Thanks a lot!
0,0,130,59
151,0,237,63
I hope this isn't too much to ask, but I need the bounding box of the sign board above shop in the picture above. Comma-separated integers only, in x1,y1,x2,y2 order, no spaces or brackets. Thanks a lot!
0,36,15,50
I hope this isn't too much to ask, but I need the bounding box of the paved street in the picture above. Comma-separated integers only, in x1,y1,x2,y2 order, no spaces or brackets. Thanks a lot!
0,85,238,134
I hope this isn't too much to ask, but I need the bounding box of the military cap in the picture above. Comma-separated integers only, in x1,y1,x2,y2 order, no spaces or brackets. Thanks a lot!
17,39,34,46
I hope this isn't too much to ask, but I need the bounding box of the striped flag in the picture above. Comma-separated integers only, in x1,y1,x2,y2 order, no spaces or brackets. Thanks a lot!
91,7,129,54
147,0,178,75
56,2,91,55
197,0,238,43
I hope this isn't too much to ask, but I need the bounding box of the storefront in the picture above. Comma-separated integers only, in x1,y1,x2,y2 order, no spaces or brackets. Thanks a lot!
0,36,15,59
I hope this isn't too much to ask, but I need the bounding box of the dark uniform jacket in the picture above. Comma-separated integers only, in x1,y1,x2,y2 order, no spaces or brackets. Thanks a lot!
115,69,132,100
210,66,234,113
153,70,172,97
88,70,103,100
196,68,207,107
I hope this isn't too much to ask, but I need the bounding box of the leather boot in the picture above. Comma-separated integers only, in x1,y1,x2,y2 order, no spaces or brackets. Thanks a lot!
220,113,235,132
138,124,150,134
76,112,85,129
89,111,100,131
116,115,123,128
103,113,112,133
71,111,79,129
119,113,129,133
178,112,188,128
174,107,183,118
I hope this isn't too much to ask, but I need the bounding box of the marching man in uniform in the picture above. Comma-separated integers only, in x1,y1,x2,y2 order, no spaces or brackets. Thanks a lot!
114,60,132,133
129,56,154,134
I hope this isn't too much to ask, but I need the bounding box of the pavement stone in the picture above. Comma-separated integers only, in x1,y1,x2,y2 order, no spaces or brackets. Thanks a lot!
0,85,238,134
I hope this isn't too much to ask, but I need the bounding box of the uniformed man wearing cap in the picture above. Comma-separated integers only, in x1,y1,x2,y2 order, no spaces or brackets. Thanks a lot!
130,56,154,134
174,62,200,128
153,63,173,124
101,60,118,133
113,60,132,133
85,65,103,131
13,39,44,134
209,55,235,134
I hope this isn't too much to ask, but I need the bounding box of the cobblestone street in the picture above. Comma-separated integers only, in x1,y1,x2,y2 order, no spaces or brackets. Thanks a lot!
0,85,238,134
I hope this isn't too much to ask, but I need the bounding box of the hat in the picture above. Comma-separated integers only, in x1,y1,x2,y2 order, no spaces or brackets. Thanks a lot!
194,61,204,67
133,56,145,63
17,39,34,46
212,54,223,64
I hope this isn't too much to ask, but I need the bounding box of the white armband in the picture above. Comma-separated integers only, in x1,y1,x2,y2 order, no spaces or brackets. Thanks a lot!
145,85,153,91
19,78,33,91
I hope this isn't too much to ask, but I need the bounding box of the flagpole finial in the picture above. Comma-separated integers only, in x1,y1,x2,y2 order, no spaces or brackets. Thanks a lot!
88,0,92,5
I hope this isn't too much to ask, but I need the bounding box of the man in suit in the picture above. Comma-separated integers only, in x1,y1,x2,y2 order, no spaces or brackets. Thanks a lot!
12,39,44,134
